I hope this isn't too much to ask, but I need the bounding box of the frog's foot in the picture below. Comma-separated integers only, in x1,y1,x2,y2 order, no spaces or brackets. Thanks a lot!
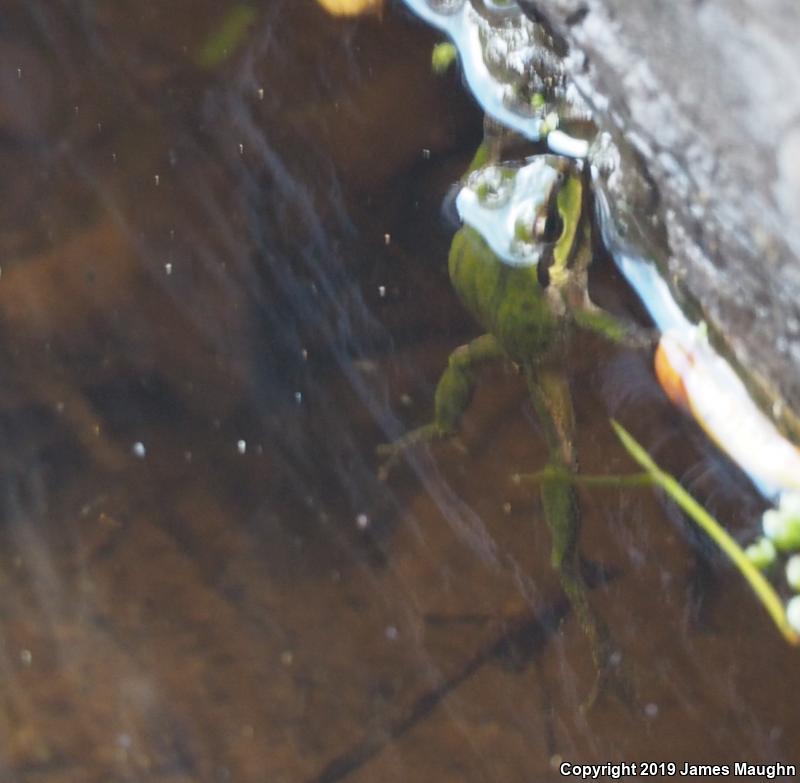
378,333,503,480
563,584,636,711
563,577,637,712
376,424,459,480
538,540,635,716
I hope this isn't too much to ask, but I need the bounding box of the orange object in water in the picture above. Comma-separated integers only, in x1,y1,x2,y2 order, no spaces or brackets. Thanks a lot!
654,337,690,411
316,0,382,15
652,329,800,498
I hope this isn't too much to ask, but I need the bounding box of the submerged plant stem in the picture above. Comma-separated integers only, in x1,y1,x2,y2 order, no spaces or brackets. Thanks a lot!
516,468,656,489
611,419,800,647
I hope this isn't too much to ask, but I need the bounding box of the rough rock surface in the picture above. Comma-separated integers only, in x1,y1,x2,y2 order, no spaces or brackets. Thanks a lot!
522,0,800,432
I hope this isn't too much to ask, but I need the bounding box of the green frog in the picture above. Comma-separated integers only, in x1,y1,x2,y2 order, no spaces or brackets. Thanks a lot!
380,150,647,705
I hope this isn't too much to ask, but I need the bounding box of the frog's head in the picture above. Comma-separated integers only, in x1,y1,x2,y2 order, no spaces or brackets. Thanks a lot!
455,155,584,274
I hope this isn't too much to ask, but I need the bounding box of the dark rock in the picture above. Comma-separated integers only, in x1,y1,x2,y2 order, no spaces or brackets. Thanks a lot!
521,0,800,434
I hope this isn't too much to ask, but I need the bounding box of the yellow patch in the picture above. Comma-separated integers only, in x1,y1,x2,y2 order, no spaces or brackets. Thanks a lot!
316,0,382,15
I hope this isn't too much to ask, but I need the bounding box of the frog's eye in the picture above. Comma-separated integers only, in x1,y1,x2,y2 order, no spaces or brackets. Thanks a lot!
533,214,547,239
534,211,562,243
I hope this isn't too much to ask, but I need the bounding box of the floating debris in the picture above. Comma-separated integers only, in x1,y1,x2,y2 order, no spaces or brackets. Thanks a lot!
786,555,800,591
745,537,777,570
788,596,800,634
315,0,382,15
431,41,457,74
762,493,800,551
195,5,258,69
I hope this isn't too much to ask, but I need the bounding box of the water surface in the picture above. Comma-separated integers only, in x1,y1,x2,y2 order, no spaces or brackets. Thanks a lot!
0,2,797,781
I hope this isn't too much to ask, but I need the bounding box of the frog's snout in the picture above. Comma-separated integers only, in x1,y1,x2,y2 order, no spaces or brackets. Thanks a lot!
440,183,463,231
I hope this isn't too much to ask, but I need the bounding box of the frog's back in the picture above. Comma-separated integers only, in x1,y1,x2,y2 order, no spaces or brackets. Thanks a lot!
448,226,557,361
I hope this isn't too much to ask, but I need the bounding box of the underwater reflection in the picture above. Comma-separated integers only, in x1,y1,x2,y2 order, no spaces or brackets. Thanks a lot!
0,1,797,781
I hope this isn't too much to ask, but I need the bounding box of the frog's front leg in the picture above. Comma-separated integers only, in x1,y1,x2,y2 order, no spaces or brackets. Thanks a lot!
571,298,657,350
377,333,504,479
552,191,656,351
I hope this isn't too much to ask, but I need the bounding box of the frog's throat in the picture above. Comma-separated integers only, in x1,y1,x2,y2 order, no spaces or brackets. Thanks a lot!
549,174,583,287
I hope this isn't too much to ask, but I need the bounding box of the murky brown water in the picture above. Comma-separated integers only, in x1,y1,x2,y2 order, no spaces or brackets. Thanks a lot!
0,2,798,781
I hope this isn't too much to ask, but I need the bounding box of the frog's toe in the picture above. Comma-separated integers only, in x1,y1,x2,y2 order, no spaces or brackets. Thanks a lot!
450,434,469,456
376,441,405,481
376,423,442,480
375,423,465,479
580,652,637,714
